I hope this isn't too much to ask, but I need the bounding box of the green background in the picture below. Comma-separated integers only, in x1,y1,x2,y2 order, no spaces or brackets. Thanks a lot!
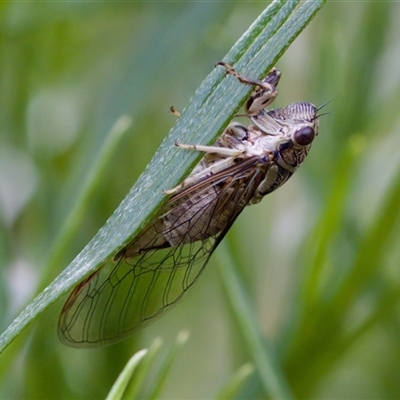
1,1,400,399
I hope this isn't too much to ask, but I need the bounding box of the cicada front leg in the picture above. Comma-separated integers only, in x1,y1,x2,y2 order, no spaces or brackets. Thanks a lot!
217,61,281,116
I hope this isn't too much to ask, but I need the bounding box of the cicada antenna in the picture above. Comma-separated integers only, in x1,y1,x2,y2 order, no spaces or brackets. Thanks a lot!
314,97,337,120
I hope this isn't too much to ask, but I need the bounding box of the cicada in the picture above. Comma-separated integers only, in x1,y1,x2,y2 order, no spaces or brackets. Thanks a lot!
58,62,320,347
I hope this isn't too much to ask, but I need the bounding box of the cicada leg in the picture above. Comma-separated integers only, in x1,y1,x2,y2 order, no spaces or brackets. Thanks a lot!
217,61,281,115
164,142,245,195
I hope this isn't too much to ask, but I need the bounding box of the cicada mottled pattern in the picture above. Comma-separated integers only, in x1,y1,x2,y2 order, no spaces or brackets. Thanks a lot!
58,62,320,347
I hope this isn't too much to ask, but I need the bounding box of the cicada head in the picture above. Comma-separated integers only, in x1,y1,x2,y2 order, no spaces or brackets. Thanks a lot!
272,102,319,147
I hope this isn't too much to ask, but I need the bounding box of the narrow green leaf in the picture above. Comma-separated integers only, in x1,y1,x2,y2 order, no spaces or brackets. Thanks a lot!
302,136,365,308
40,115,133,287
105,348,148,400
106,332,188,400
333,158,400,316
215,363,255,400
123,337,164,400
217,242,293,400
147,330,190,400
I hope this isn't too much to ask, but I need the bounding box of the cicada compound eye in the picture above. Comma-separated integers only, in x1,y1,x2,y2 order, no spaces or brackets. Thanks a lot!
294,126,315,146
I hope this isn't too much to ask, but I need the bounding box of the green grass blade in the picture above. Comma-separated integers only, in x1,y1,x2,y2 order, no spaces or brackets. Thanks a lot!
39,115,133,287
217,242,293,400
215,363,255,400
333,160,400,316
122,337,164,400
105,348,148,400
147,331,190,400
106,332,188,400
302,137,365,308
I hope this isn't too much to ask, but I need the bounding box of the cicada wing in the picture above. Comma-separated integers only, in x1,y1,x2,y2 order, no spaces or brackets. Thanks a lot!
58,239,211,347
58,156,266,347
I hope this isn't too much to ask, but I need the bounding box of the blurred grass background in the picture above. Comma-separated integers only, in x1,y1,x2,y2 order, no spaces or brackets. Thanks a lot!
1,1,400,399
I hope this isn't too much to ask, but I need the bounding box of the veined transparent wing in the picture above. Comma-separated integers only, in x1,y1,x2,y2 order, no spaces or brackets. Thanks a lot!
58,156,268,347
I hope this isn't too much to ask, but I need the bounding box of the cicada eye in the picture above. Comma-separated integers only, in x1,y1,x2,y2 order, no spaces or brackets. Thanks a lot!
294,126,315,146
